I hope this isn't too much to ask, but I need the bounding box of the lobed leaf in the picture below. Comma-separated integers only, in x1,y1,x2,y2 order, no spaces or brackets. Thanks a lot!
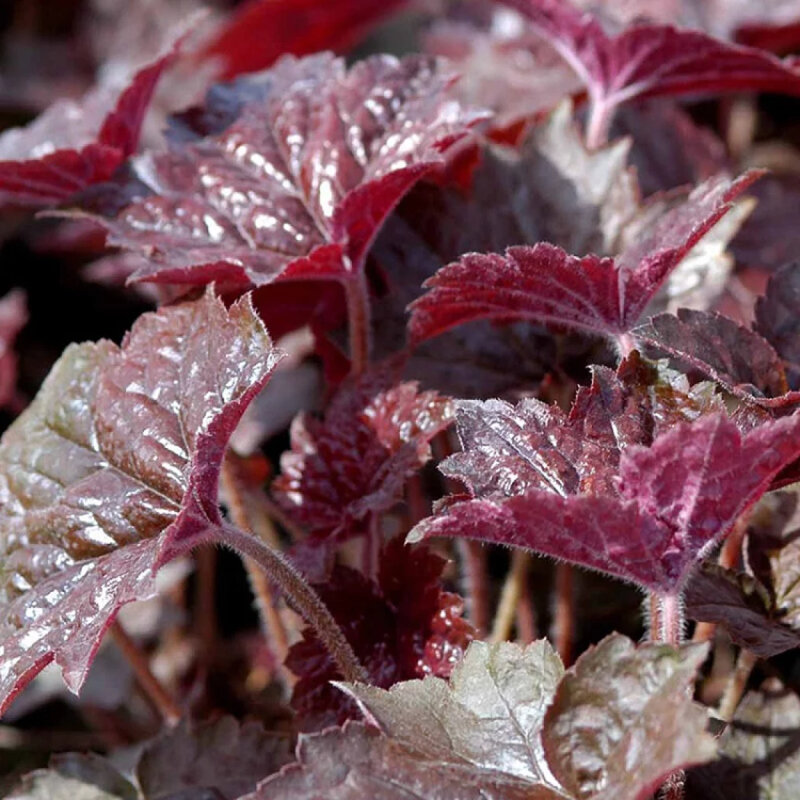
502,0,800,128
633,308,792,402
248,722,538,800
412,413,800,593
341,633,715,800
543,635,715,800
0,38,180,208
286,538,473,730
684,562,800,657
136,716,292,799
273,374,453,537
0,289,282,713
409,172,756,343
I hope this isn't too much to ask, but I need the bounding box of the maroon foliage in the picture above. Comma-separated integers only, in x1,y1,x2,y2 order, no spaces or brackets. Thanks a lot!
88,53,483,291
0,290,281,714
273,374,453,538
286,538,473,729
409,172,757,343
0,40,180,208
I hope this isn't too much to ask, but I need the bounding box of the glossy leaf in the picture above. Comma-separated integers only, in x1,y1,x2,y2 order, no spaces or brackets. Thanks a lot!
341,633,715,800
502,0,800,134
340,639,564,787
248,722,538,800
411,414,800,592
0,289,282,713
543,635,715,800
0,40,179,208
91,53,483,289
273,375,453,537
409,172,756,343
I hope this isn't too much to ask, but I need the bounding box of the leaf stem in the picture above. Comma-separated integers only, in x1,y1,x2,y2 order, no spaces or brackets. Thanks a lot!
343,270,372,376
650,591,684,645
110,621,181,726
552,563,575,665
491,551,530,643
214,522,369,684
458,539,491,636
586,99,614,149
717,648,757,723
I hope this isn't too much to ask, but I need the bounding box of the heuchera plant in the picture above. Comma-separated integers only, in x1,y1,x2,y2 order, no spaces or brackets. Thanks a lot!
4,0,800,797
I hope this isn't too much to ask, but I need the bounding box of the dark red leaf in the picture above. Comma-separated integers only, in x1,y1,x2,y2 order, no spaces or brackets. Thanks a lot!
411,413,800,593
409,172,756,343
286,538,473,730
273,374,453,537
0,289,281,714
502,0,800,139
201,0,409,80
89,53,483,290
0,39,180,208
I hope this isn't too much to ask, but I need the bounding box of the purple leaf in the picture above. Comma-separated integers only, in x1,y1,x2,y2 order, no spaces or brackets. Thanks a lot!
422,5,582,131
249,722,539,800
409,172,757,343
136,716,292,799
755,262,800,389
0,289,281,714
684,562,800,657
502,0,800,137
286,538,473,731
273,374,453,537
633,308,794,402
89,53,483,289
0,38,181,208
411,413,800,593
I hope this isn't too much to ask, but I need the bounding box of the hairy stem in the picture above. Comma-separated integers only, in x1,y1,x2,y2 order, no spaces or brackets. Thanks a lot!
491,551,530,643
650,592,686,800
344,271,372,376
718,648,758,723
552,563,575,665
215,522,368,684
110,621,181,726
220,457,291,681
